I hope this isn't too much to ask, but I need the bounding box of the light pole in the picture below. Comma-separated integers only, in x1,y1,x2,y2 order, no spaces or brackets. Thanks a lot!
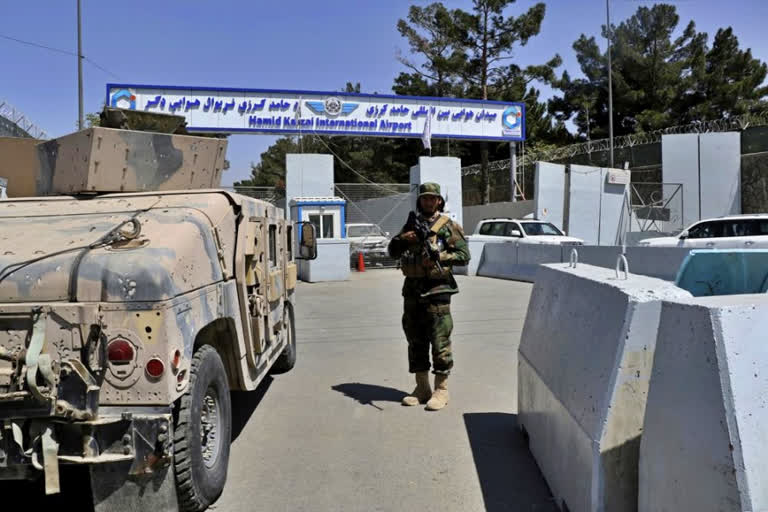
606,0,614,168
77,0,84,130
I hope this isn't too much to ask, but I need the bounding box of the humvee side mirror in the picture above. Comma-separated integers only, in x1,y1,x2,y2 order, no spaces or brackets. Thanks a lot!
297,222,318,260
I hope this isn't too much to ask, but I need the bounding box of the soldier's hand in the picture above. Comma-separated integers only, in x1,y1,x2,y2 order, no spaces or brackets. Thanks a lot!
422,255,435,268
401,231,418,243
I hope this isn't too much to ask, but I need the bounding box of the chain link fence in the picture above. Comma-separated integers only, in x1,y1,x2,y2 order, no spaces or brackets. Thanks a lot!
334,183,415,268
230,186,285,209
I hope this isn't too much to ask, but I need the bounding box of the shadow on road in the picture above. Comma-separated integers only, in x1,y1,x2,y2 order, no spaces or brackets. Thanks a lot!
231,375,274,441
331,382,407,410
464,413,558,512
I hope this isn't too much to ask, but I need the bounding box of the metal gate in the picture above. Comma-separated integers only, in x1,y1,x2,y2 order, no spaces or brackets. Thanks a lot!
334,183,416,268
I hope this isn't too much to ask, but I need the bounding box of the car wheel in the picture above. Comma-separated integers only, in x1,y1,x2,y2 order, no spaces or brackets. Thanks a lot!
174,345,231,512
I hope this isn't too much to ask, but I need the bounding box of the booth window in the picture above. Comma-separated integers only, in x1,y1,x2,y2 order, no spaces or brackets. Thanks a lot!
309,214,335,239
269,225,277,265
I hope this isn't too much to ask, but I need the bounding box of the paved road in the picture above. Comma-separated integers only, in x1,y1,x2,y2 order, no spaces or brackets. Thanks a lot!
10,270,556,511
218,270,556,512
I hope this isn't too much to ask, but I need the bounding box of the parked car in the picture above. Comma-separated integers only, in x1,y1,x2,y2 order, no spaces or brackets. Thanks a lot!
346,223,391,264
472,218,584,245
638,214,768,248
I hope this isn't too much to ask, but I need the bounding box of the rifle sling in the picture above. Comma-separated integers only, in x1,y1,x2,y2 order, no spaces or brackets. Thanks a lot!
429,215,450,235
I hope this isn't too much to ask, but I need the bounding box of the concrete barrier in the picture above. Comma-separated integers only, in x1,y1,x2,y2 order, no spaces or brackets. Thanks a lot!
639,294,768,512
453,238,488,276
624,246,693,281
474,242,693,282
518,264,691,512
515,244,565,281
476,242,519,280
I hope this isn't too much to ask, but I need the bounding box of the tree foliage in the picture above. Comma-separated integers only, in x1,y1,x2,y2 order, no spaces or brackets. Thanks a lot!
549,3,768,139
242,2,768,196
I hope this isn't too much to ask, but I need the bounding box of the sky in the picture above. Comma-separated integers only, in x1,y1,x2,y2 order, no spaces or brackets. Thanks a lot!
3,0,768,186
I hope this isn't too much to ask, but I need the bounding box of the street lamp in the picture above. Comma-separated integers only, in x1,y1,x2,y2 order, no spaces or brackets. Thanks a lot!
606,0,614,168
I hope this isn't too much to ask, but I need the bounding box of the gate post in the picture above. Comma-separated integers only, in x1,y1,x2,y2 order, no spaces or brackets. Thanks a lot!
410,157,463,227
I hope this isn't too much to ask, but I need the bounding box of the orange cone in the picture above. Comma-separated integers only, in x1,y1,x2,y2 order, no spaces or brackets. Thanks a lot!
357,252,365,272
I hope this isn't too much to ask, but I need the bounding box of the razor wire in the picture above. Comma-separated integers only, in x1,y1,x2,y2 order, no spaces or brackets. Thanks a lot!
462,110,768,177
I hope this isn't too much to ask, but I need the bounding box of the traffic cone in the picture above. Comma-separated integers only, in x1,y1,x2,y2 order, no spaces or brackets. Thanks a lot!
357,252,365,272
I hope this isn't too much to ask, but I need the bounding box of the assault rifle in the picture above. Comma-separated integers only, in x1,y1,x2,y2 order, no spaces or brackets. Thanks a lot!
406,211,444,275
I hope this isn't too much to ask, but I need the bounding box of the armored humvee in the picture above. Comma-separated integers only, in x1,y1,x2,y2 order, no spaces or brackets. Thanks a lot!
0,121,316,511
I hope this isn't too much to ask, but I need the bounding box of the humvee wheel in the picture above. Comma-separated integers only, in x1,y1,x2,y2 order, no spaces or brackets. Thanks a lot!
173,345,232,511
271,305,296,374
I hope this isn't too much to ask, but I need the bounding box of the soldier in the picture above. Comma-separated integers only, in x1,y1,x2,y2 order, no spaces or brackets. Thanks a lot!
387,182,470,411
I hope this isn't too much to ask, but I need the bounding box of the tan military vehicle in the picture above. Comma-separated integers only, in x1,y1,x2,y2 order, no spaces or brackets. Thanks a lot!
0,119,316,511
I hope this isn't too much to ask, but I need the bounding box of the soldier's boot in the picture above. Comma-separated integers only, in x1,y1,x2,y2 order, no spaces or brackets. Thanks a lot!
426,374,449,411
402,372,431,406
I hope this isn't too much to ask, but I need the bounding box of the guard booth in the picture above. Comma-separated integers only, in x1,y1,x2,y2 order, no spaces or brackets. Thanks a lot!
290,197,350,282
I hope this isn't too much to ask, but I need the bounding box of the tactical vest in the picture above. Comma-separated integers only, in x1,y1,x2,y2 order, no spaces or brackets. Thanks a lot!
400,215,450,278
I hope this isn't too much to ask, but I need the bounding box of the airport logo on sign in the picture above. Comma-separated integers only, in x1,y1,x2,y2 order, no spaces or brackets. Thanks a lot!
305,97,359,117
502,105,522,135
110,89,137,110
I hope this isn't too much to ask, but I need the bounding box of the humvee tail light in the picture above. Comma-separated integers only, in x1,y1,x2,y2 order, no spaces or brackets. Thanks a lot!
108,338,134,363
146,358,165,378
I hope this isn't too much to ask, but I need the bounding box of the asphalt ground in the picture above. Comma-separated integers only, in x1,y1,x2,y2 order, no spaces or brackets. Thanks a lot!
9,270,556,511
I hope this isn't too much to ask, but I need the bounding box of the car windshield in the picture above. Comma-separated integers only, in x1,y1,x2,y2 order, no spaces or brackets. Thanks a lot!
520,222,564,236
348,226,383,237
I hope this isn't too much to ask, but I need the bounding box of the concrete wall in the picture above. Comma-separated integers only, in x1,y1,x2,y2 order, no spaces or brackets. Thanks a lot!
410,156,463,227
285,154,335,219
462,200,534,234
662,132,742,227
640,294,768,512
534,162,566,230
297,238,350,282
519,264,691,512
699,132,741,219
568,165,603,244
662,134,700,228
0,137,42,198
601,179,631,246
567,165,630,245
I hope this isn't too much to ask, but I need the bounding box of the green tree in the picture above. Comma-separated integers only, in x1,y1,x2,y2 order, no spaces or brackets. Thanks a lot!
694,27,768,119
550,4,767,139
396,1,562,203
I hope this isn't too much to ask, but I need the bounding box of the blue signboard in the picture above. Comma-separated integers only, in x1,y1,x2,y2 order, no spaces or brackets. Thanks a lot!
107,83,525,142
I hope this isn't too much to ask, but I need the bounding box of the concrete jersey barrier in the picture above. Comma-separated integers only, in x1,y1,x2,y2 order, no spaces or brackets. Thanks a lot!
518,263,691,512
475,242,694,282
640,294,768,512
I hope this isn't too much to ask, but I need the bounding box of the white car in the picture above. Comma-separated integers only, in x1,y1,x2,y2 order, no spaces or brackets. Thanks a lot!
638,215,768,249
346,223,391,261
472,218,584,245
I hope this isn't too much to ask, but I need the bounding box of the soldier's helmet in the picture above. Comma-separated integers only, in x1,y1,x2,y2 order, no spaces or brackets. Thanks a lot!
417,182,445,211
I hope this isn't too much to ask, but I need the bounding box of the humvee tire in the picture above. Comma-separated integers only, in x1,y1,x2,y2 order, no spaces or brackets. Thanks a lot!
271,305,297,374
173,345,232,511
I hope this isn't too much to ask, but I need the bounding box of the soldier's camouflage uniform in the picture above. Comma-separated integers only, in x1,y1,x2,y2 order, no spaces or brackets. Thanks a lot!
387,189,470,376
